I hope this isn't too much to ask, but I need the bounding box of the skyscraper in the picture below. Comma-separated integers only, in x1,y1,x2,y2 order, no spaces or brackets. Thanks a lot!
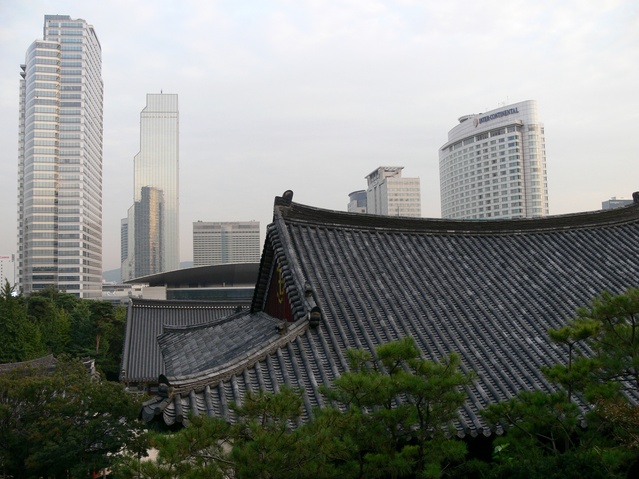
439,100,548,219
193,221,261,267
365,167,421,217
121,94,179,280
17,15,103,298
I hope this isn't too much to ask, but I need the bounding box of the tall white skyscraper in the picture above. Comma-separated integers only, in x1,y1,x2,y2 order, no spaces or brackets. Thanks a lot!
17,15,103,298
193,221,261,267
439,100,549,219
121,94,179,280
365,167,421,217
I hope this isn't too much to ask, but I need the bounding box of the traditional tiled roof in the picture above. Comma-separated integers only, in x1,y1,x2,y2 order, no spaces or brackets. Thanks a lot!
159,311,282,378
143,194,639,435
0,354,57,374
120,299,249,384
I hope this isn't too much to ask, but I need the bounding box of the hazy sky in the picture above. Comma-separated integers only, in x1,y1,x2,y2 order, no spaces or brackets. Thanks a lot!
1,0,638,272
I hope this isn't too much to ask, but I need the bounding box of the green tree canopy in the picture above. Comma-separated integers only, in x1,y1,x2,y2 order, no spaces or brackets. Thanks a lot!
0,284,127,379
479,288,639,478
321,337,474,479
0,280,44,362
0,358,146,479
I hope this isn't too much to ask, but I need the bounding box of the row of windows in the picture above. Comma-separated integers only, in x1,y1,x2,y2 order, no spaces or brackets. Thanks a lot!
34,73,58,81
33,82,57,90
33,48,59,57
448,125,522,151
34,56,59,64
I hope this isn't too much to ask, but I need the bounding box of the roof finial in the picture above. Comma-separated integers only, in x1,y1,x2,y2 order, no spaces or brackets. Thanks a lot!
282,190,294,204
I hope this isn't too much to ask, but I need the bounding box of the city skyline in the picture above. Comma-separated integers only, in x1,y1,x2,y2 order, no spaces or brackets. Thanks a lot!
1,2,638,272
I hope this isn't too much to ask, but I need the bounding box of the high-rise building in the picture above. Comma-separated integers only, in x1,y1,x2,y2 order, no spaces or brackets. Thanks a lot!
0,255,15,288
120,218,128,265
121,93,179,280
347,190,367,213
602,197,634,210
365,167,421,217
193,221,261,267
17,15,103,298
134,186,164,277
439,100,548,220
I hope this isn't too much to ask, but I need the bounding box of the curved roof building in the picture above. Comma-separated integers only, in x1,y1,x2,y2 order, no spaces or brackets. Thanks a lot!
439,100,548,220
142,192,639,436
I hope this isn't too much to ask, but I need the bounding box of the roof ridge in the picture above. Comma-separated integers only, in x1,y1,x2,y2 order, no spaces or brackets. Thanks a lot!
160,309,246,335
276,202,639,235
131,298,246,309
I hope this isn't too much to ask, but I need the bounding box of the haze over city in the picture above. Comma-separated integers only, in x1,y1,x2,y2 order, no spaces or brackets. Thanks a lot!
1,0,638,272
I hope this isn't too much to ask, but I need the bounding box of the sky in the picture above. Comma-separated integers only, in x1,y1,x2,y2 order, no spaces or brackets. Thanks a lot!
0,0,638,273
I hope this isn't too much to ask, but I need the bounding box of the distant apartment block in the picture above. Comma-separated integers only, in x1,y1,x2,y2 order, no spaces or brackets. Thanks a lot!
193,221,261,266
120,218,129,265
602,197,634,210
365,167,421,217
347,190,367,213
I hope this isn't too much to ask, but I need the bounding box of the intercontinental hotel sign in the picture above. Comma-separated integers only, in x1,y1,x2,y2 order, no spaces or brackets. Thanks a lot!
474,107,519,127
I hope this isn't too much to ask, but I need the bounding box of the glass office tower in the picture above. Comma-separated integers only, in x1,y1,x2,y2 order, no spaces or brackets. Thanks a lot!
17,15,103,298
121,94,179,280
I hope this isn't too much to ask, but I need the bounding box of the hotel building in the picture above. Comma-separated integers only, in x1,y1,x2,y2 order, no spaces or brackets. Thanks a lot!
17,15,103,298
439,100,548,219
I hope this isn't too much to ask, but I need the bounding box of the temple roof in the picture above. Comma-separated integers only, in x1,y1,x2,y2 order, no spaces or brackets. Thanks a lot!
159,311,283,378
142,195,639,435
121,299,249,384
0,354,57,374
